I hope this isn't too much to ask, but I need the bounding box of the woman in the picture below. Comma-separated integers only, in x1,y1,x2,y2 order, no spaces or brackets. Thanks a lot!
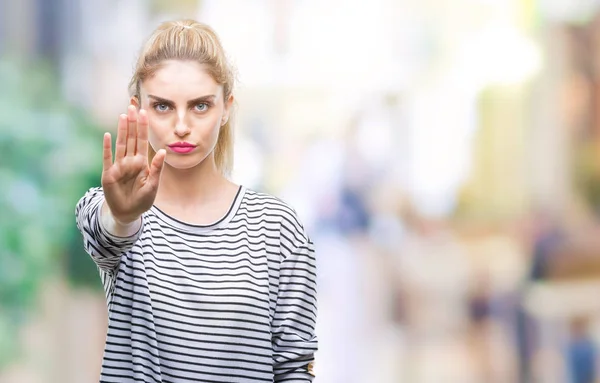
75,19,317,382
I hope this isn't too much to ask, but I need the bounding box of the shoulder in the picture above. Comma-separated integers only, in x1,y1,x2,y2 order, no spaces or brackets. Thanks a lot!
243,188,310,243
243,188,302,224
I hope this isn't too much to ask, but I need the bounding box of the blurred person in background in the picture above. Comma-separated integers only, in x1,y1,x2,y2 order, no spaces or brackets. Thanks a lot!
517,209,568,382
568,316,597,383
75,19,317,382
389,199,474,381
516,206,600,383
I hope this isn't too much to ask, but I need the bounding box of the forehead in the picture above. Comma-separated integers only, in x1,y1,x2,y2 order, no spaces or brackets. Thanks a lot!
141,60,222,98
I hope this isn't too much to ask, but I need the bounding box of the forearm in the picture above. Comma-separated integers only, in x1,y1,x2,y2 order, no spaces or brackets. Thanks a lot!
75,187,143,272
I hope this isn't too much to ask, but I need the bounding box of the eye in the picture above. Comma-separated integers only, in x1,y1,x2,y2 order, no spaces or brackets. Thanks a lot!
152,103,171,113
194,103,209,112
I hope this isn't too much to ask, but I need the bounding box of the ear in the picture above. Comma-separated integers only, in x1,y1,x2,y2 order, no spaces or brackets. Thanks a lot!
130,96,140,109
221,94,234,126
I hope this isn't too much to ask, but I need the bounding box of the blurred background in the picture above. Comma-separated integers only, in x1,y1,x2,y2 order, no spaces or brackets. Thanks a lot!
5,0,600,382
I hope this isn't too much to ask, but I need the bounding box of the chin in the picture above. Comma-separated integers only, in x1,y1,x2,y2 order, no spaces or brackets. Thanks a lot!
164,154,208,170
165,160,201,170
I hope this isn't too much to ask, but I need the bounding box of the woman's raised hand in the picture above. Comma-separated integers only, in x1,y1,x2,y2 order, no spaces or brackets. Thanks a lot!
101,105,166,225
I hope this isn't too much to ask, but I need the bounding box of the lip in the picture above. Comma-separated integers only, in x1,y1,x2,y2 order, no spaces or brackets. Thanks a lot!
168,142,197,154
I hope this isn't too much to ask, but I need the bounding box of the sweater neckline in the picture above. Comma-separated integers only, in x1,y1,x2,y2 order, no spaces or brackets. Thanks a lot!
149,185,245,233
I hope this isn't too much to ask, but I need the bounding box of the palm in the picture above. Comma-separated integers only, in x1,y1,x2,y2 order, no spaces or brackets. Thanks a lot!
101,106,165,224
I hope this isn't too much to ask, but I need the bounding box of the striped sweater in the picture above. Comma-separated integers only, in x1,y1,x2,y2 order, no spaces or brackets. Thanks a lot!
75,186,318,382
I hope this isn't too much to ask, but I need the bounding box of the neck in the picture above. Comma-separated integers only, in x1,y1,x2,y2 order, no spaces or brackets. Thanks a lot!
155,154,231,207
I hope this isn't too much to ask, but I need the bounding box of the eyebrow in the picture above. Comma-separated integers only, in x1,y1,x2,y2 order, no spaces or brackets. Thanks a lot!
147,94,217,106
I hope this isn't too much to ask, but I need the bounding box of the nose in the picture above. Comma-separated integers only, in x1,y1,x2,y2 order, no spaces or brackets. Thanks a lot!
174,114,191,137
174,123,190,137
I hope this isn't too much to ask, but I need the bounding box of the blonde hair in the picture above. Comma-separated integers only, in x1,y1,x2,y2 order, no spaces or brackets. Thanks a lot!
129,19,236,175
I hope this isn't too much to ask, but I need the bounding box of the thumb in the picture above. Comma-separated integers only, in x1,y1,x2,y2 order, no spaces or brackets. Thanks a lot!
148,149,166,186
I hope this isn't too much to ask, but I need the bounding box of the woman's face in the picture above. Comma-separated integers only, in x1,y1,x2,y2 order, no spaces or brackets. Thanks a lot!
135,60,232,170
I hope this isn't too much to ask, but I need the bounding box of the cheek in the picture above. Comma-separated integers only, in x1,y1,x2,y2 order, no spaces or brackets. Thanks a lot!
147,118,169,143
209,117,223,142
194,113,222,134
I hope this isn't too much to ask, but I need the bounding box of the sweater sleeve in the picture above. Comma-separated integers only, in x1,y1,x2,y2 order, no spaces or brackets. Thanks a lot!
272,218,318,382
75,187,142,273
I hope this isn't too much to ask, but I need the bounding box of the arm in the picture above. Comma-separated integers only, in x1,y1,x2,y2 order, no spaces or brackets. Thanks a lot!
272,236,318,382
75,187,143,272
75,106,165,273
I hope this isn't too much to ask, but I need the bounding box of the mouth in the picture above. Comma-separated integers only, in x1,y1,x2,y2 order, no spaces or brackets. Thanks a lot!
168,142,197,154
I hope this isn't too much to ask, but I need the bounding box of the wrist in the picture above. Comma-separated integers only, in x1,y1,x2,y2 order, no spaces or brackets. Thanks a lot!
100,201,142,237
113,215,141,227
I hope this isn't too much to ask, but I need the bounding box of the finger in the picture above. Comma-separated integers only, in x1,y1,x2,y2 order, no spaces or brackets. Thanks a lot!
148,149,166,187
126,105,137,156
115,114,128,159
102,132,113,171
137,109,149,156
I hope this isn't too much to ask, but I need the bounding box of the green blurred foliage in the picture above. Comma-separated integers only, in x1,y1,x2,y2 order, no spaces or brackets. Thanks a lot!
0,57,104,367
